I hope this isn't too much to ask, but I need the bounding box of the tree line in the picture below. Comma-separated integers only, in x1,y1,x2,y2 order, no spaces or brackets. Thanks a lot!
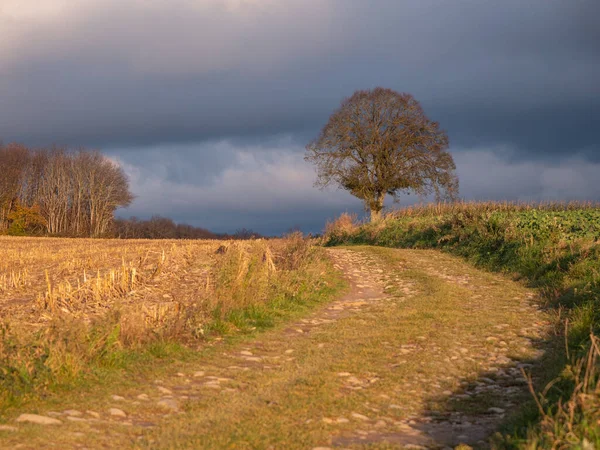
1,143,261,239
0,143,133,237
113,216,218,239
113,217,262,240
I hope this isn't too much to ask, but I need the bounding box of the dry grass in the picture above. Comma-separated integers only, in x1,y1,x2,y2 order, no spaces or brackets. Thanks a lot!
512,334,600,449
0,269,28,293
0,234,326,408
324,212,360,237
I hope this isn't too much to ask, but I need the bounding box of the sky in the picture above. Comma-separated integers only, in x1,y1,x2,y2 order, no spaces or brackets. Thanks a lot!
1,0,598,234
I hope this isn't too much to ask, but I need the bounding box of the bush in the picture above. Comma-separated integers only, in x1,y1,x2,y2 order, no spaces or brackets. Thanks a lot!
7,203,46,236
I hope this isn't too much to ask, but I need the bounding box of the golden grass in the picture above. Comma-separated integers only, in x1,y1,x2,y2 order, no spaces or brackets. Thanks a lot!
324,212,359,236
0,234,323,407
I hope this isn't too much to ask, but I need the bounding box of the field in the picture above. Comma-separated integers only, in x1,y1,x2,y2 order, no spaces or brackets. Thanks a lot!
0,235,337,410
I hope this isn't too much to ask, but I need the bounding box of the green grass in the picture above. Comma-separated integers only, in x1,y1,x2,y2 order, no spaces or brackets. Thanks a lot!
325,202,600,447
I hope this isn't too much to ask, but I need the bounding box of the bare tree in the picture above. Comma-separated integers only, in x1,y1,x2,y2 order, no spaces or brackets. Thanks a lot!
306,88,458,221
19,149,47,208
84,151,133,237
1,144,133,237
112,216,219,239
37,148,72,234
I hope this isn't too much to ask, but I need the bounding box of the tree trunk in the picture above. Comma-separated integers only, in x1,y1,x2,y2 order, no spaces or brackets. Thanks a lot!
370,193,384,222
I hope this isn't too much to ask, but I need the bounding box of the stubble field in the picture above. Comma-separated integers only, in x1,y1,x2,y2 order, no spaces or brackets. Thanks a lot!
0,235,337,411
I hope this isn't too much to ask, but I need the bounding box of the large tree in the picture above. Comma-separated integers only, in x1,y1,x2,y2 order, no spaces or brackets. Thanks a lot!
306,88,458,221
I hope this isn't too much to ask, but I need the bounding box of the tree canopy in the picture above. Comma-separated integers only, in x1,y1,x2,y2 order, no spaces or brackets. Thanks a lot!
306,88,458,221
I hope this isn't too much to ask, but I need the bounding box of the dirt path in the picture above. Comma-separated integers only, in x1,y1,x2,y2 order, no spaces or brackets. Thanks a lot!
1,247,552,449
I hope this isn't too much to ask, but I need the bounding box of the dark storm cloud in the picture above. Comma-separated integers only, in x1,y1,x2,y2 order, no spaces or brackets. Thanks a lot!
1,0,598,156
1,0,598,234
114,145,600,234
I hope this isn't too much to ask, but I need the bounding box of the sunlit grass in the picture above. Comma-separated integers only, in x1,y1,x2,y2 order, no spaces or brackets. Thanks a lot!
0,233,339,413
324,201,600,447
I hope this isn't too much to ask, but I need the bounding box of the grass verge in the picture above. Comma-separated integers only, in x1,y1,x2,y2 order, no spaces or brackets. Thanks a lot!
324,203,600,447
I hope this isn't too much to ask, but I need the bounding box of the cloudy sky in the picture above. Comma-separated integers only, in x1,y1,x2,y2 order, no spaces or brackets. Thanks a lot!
1,0,598,234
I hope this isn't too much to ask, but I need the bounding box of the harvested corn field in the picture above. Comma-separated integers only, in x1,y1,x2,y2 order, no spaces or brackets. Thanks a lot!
0,235,338,411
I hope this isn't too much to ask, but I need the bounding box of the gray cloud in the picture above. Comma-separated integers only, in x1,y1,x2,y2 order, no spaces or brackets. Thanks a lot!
1,0,598,233
1,1,598,152
454,149,600,201
114,140,600,235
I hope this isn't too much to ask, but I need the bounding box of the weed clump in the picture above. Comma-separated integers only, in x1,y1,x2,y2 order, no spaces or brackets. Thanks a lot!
324,213,360,242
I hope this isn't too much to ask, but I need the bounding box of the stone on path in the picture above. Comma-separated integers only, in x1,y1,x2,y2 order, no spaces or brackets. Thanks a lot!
63,410,82,417
374,420,387,428
0,425,18,431
351,412,370,421
67,417,88,423
242,356,262,362
16,414,62,425
111,395,125,401
346,376,362,385
109,408,127,418
137,394,150,401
